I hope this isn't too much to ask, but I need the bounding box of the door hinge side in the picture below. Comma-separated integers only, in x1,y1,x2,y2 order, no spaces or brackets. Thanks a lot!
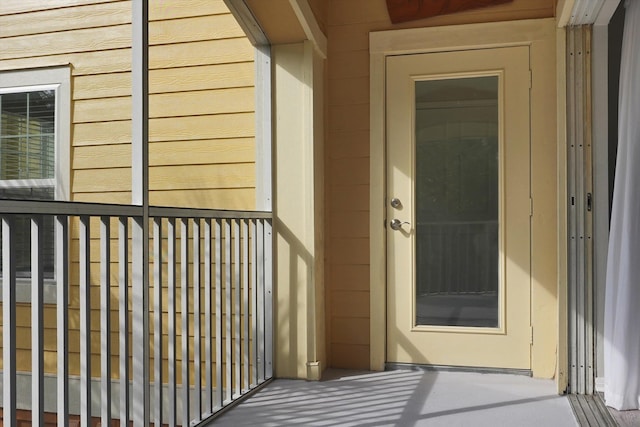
530,198,534,217
530,326,534,345
529,69,532,89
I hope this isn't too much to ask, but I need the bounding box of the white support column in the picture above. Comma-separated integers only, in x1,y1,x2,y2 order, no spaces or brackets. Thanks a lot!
132,0,150,424
272,41,325,380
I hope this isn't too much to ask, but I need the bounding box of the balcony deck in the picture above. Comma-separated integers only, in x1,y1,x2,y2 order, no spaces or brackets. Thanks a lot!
213,369,579,426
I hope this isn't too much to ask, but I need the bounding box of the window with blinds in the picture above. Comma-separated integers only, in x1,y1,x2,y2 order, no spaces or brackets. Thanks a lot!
0,89,56,277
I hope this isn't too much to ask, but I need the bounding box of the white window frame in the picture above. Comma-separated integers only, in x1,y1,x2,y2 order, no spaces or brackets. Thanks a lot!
0,66,71,303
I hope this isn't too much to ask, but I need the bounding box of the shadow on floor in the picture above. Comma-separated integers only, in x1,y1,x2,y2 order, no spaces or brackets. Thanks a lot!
212,369,578,426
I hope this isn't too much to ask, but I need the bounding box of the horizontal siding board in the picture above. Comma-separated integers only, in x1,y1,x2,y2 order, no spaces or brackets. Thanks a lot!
72,191,131,204
150,14,246,45
73,138,255,170
73,164,253,192
329,265,370,291
73,72,131,99
73,97,131,123
73,112,254,146
328,130,370,158
73,62,254,99
0,49,132,76
0,1,130,38
73,168,132,192
329,77,369,106
0,38,252,73
150,138,255,166
329,103,369,132
329,238,369,265
149,0,231,20
331,157,369,185
0,24,131,61
73,88,255,122
149,163,254,191
149,38,254,69
150,87,255,118
330,344,370,370
149,188,255,210
331,291,370,318
327,50,369,79
149,113,255,141
151,62,254,92
73,144,131,170
330,185,369,212
73,121,131,146
331,211,369,237
331,317,370,345
0,0,117,16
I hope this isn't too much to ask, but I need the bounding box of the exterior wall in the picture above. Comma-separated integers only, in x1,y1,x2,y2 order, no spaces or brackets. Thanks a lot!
325,0,556,369
0,0,256,210
0,0,256,377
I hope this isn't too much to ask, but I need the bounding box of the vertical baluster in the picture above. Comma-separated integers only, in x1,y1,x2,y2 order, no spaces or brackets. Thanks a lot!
215,219,223,409
193,218,202,420
204,219,213,415
79,216,92,425
31,216,44,426
250,219,258,388
56,215,69,427
233,219,241,397
100,217,112,426
119,217,130,426
168,218,177,427
153,217,163,426
256,219,265,382
181,218,190,425
242,219,250,392
224,219,232,403
2,217,16,427
264,219,274,378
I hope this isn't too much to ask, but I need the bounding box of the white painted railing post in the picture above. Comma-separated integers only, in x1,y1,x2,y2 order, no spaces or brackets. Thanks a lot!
119,217,130,426
56,215,69,427
132,0,150,424
2,217,16,427
181,218,191,425
31,216,45,426
79,216,91,426
153,217,163,426
100,217,112,426
264,219,274,379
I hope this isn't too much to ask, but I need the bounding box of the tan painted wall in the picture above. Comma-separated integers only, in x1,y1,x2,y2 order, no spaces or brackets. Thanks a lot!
0,0,256,377
325,0,556,369
0,0,256,210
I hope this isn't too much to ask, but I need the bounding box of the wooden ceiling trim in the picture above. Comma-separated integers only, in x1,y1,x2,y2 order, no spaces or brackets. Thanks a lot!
386,0,515,23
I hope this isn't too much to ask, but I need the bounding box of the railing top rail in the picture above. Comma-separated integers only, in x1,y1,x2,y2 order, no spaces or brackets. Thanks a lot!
0,199,143,217
0,199,273,220
149,206,272,220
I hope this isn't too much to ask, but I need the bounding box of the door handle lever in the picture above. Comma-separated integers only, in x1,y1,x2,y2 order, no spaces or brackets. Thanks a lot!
389,218,410,231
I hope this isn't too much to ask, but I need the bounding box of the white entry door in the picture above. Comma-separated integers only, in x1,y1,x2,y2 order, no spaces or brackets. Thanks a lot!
386,46,532,370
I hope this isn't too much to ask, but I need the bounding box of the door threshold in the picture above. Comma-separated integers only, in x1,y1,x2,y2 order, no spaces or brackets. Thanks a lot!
568,393,617,426
385,362,532,377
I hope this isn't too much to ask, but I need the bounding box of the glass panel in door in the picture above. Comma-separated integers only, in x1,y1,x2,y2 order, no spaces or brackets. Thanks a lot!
414,76,499,328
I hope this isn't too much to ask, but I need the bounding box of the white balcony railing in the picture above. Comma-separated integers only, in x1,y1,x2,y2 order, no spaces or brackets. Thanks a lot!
0,199,273,426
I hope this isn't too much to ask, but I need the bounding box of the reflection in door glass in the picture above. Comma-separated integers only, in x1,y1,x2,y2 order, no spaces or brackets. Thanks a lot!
415,76,499,328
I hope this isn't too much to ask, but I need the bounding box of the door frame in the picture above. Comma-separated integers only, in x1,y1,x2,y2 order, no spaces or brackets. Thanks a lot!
369,18,562,381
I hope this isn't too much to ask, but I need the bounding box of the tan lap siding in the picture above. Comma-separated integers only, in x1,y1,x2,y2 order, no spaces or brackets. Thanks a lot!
325,0,555,369
0,0,255,375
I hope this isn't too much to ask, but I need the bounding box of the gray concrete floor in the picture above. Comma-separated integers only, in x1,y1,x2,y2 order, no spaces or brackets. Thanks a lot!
212,369,579,426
